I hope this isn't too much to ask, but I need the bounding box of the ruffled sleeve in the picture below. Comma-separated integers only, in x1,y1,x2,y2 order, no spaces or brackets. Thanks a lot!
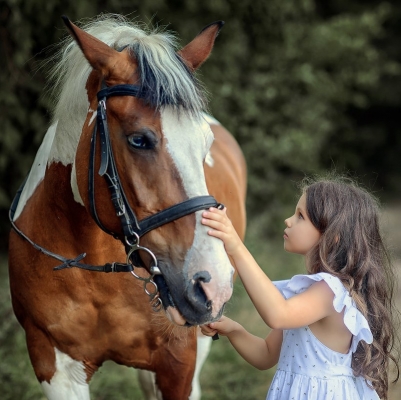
273,272,373,352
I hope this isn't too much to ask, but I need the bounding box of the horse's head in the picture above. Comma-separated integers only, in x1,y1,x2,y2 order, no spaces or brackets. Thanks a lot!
60,16,234,326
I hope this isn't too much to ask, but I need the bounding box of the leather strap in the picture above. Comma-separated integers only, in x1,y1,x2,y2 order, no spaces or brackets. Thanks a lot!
9,180,133,272
137,195,218,237
97,84,143,100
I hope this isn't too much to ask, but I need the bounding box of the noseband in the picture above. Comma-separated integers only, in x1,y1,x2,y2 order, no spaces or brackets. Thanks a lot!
9,83,222,311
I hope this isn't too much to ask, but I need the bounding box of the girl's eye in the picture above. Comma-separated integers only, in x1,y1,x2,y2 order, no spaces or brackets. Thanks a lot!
127,134,154,150
298,213,304,220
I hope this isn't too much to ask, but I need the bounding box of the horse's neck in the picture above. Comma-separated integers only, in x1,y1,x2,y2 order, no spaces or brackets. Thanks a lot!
22,162,82,227
21,161,96,241
12,161,126,278
13,119,83,218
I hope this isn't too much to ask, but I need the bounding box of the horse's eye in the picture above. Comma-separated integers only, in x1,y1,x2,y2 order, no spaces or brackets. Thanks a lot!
127,134,154,150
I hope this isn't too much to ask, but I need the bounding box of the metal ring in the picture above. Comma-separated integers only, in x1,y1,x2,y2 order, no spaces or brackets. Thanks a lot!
130,269,144,281
151,297,163,312
126,243,158,273
125,232,140,247
144,279,158,296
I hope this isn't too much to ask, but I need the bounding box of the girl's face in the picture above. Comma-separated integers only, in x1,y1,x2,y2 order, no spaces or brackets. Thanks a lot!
283,194,321,255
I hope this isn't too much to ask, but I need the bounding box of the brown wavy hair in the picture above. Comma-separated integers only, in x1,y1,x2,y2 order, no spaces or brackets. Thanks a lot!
301,175,399,399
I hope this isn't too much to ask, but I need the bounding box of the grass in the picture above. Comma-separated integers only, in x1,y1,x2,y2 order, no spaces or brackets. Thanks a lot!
0,225,306,400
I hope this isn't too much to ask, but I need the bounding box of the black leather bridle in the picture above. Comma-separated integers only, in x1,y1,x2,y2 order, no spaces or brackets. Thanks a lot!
9,83,221,285
89,84,220,241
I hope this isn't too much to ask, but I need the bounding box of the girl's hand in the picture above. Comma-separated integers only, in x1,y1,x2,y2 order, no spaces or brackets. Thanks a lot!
201,207,243,257
200,316,241,338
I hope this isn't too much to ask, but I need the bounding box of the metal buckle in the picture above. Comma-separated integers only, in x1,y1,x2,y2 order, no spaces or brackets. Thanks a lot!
99,99,107,115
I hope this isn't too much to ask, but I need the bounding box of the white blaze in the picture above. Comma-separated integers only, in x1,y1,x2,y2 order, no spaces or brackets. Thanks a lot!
162,109,213,197
161,108,234,318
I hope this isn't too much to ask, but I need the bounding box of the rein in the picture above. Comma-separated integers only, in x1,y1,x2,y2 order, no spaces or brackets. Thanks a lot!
9,184,132,273
9,83,221,311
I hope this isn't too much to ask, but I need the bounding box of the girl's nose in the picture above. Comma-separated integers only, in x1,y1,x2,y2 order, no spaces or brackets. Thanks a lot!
284,218,291,228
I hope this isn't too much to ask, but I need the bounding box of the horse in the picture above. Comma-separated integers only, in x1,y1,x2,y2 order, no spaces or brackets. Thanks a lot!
8,15,246,400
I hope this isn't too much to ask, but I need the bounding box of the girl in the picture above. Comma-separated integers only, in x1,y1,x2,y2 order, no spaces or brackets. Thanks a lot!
201,177,399,399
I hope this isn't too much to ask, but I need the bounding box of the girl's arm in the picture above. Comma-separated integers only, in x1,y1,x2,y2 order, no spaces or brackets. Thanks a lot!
202,208,336,330
201,316,283,370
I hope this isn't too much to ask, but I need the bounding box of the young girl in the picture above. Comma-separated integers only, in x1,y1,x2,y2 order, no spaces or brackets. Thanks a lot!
201,177,399,399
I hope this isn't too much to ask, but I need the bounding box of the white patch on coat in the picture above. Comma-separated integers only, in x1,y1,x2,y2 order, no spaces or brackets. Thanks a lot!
40,348,89,400
88,109,97,126
190,332,212,400
204,151,214,167
202,114,218,168
13,122,57,221
49,100,89,166
161,108,234,318
71,161,84,206
13,88,91,219
202,113,220,126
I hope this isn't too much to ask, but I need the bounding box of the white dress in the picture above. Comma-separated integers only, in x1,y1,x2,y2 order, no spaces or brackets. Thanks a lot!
267,272,380,400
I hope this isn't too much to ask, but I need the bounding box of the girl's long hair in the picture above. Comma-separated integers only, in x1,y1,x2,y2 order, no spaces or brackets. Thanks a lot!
302,175,399,399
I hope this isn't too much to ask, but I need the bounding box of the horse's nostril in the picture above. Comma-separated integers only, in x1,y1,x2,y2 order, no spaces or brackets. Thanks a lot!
189,271,213,311
193,271,211,284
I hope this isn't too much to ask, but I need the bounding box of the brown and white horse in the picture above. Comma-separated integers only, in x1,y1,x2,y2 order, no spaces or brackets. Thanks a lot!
8,15,246,400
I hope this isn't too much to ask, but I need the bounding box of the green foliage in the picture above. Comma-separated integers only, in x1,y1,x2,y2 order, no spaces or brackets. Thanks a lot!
89,362,144,400
0,256,46,399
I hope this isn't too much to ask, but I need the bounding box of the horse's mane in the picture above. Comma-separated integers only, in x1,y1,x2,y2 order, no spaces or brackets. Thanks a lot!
47,14,208,127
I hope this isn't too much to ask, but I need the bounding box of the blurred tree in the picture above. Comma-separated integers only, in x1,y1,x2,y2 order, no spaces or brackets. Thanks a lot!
1,0,400,250
315,0,401,198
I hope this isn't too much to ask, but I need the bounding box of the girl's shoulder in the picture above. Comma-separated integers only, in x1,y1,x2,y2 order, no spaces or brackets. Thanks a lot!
273,272,373,352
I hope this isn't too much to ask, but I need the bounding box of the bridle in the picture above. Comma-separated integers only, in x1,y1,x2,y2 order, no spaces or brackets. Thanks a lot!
9,82,222,311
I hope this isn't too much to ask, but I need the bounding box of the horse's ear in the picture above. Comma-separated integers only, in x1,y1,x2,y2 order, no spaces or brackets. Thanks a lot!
178,21,224,71
61,16,121,76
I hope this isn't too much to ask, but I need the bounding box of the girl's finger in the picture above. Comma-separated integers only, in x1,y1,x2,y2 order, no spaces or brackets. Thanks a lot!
209,206,227,213
202,211,225,222
200,327,217,337
206,230,226,239
201,218,227,230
